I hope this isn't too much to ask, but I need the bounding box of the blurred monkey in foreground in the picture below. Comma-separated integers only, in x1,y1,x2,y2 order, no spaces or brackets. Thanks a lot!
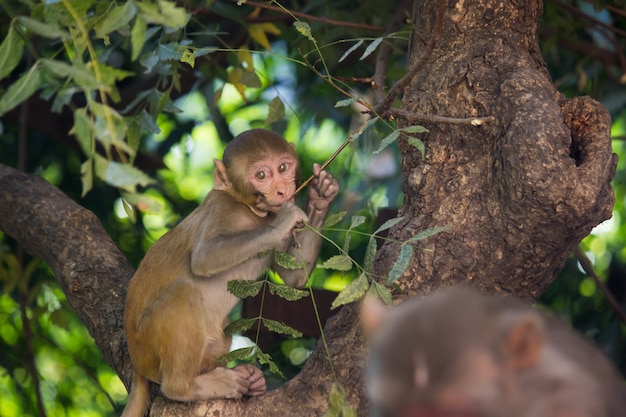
362,287,626,417
121,129,339,417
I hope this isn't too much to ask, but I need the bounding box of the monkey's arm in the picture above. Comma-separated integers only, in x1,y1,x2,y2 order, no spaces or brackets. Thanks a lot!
191,203,308,277
275,165,339,287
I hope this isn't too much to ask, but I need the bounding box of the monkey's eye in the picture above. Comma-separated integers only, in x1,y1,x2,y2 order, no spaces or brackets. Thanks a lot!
255,171,266,180
278,163,288,173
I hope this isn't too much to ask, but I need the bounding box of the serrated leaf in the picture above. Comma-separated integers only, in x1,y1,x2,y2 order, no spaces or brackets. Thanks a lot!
374,216,405,234
408,136,425,157
70,108,94,156
364,238,377,273
0,63,42,116
121,191,164,213
387,244,413,285
267,282,309,301
219,346,255,363
407,225,450,243
102,161,154,191
16,16,70,40
181,49,195,68
248,22,280,49
256,350,285,378
370,281,393,305
131,15,147,61
323,211,347,228
342,404,358,417
326,382,346,417
374,130,400,154
331,273,369,309
334,97,358,108
350,215,366,229
321,255,353,272
227,280,264,298
293,21,314,42
360,37,383,60
224,318,258,335
41,59,100,88
266,96,284,127
338,40,363,63
0,23,25,81
80,159,94,197
261,318,303,338
239,69,261,88
274,251,306,270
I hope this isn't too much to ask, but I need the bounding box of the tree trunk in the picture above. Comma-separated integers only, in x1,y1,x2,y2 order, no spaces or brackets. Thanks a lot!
375,0,616,300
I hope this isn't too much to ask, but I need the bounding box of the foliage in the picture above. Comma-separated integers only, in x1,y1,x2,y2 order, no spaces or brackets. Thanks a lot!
0,0,626,415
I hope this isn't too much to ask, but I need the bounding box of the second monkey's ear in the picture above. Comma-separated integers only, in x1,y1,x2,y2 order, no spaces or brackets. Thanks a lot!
360,295,389,337
213,159,231,190
501,310,545,371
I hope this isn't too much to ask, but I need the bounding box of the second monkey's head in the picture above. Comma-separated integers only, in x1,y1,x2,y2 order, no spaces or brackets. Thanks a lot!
214,129,300,215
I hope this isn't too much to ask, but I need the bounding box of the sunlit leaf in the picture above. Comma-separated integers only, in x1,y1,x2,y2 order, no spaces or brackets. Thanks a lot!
360,37,383,60
256,350,285,378
374,216,405,234
224,318,258,335
274,251,306,270
321,255,353,271
293,21,314,42
387,244,413,285
94,2,137,39
16,16,70,40
121,196,136,223
102,161,155,191
80,159,94,197
350,215,366,229
121,192,164,213
219,346,254,363
227,280,264,298
338,40,364,63
331,273,369,309
248,22,281,49
181,49,195,68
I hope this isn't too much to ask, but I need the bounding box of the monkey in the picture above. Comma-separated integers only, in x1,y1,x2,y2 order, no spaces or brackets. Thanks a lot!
121,129,339,417
362,287,626,417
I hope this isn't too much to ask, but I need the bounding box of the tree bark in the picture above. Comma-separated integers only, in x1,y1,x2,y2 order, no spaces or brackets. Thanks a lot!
375,0,617,300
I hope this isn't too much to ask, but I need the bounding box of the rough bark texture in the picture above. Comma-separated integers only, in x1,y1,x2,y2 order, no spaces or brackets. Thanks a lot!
375,0,617,300
0,163,133,384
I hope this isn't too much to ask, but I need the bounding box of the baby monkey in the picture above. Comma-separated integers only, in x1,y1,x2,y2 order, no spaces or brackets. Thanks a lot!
121,129,339,417
363,287,626,417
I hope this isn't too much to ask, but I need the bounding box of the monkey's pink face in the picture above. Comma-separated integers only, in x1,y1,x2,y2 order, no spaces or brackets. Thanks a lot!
248,154,298,213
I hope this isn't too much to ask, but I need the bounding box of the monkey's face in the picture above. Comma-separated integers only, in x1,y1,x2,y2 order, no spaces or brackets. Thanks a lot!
247,153,298,213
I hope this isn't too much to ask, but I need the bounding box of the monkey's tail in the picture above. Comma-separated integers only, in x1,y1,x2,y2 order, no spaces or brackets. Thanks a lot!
120,372,151,417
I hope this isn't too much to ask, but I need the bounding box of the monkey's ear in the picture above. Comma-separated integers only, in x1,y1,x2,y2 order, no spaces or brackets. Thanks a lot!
361,295,388,337
213,159,231,190
502,311,545,371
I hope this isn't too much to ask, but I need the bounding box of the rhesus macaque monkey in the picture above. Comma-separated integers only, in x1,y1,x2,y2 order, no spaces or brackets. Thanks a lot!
362,287,626,417
121,129,339,417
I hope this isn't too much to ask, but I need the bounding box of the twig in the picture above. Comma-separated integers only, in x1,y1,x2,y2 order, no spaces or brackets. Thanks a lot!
226,0,385,32
372,0,413,106
374,0,446,116
574,246,626,325
387,107,495,126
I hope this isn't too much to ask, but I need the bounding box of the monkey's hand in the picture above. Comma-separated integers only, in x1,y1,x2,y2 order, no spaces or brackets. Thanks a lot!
233,364,266,396
307,163,339,214
271,202,309,242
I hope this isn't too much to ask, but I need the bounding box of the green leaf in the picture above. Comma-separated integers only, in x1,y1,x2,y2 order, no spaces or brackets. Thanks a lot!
41,59,101,88
325,382,346,417
374,130,400,154
267,282,309,301
16,16,70,40
274,251,306,270
80,159,94,197
265,96,284,127
0,23,25,81
364,238,377,273
323,211,347,228
338,40,363,63
360,37,383,60
0,63,42,116
121,196,137,223
70,108,94,156
181,49,196,68
407,136,425,157
370,281,393,305
131,15,147,61
239,69,262,88
374,216,405,235
102,161,155,191
400,125,429,134
350,215,366,229
256,350,285,378
224,318,258,335
331,273,369,309
227,280,264,298
407,225,450,243
261,318,303,338
293,21,314,42
95,2,137,39
320,255,353,272
219,346,255,363
387,244,413,285
334,97,358,108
